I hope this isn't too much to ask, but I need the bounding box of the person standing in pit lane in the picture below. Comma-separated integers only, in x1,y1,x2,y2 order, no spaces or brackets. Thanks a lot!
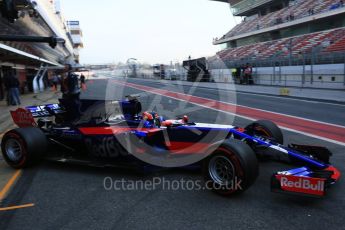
4,72,21,106
80,73,87,91
52,73,59,92
61,64,81,122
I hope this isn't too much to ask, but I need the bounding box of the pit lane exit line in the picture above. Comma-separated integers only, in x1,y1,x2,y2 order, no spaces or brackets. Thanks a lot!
0,170,22,201
0,203,34,211
113,80,345,146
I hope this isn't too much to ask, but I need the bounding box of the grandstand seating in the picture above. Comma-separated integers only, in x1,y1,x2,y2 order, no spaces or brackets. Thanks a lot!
325,29,345,52
221,0,343,39
325,37,345,52
217,27,345,62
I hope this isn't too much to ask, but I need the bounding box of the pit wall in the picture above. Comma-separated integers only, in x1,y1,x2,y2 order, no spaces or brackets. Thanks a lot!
210,64,345,89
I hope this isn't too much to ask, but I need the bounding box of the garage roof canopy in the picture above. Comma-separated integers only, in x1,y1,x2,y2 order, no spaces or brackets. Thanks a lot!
0,42,62,67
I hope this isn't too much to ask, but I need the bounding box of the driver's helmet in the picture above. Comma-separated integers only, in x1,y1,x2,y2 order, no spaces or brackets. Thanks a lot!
142,111,161,128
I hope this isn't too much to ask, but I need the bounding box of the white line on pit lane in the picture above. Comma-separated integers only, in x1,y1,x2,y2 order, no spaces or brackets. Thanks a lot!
219,88,345,107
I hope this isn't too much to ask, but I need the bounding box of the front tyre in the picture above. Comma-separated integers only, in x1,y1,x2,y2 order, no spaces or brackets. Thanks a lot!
1,128,47,169
245,120,283,144
203,139,258,196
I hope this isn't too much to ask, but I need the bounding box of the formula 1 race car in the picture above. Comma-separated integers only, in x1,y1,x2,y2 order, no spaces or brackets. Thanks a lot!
0,96,341,197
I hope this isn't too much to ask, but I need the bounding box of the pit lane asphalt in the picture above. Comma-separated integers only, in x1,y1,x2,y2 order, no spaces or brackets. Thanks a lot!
0,78,344,230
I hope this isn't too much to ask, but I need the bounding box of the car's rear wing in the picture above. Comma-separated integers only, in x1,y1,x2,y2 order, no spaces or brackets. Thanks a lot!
25,104,65,118
10,104,65,128
10,108,38,128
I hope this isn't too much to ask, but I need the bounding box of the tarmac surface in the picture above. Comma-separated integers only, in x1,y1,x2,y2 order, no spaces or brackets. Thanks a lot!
0,75,344,230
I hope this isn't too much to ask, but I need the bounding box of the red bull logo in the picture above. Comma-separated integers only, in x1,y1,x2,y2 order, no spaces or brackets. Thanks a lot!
276,175,325,196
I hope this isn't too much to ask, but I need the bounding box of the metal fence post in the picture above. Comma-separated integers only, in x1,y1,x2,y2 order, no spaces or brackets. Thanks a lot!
289,38,292,66
343,54,345,86
279,60,282,84
311,50,314,85
302,53,305,87
271,57,275,85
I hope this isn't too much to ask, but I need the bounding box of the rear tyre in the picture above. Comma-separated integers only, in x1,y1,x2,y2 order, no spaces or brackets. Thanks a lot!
245,120,283,144
203,139,259,196
1,128,47,169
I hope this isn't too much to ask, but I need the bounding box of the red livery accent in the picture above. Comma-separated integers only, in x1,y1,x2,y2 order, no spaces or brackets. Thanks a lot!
167,141,210,154
78,127,162,136
10,108,37,128
237,128,245,133
79,127,135,135
325,166,341,180
275,174,326,196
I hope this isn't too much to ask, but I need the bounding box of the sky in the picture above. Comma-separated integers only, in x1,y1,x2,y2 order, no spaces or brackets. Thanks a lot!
60,0,237,65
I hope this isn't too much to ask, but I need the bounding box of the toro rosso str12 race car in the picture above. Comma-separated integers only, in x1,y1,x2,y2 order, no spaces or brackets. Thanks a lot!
0,96,341,197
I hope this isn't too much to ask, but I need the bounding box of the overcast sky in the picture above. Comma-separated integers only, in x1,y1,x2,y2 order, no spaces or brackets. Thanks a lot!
61,0,237,64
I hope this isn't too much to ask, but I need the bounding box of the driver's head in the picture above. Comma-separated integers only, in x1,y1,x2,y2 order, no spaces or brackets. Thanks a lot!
142,111,160,127
142,111,154,121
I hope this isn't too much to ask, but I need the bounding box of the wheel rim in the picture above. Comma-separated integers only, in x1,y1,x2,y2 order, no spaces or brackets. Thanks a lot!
254,126,271,138
208,155,235,185
5,138,23,162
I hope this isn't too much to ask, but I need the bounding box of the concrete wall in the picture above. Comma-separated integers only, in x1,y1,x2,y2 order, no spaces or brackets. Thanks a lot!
211,63,345,89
